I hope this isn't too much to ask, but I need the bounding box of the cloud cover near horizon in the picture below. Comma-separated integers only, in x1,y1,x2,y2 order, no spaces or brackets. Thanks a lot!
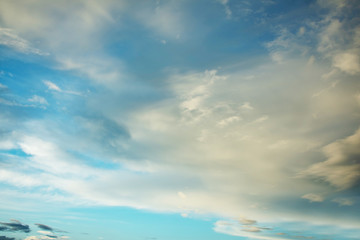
0,0,360,239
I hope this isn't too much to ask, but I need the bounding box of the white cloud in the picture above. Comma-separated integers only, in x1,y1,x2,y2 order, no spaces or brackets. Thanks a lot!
37,231,53,235
301,193,324,203
333,52,360,75
217,116,241,127
44,81,61,92
0,28,47,55
25,237,39,240
240,102,254,110
28,95,48,105
43,80,82,96
298,27,306,36
0,97,37,108
178,191,187,199
0,0,127,88
214,220,290,240
317,19,342,53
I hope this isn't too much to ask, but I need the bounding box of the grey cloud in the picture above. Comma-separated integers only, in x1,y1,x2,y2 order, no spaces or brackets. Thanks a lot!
0,236,15,240
74,114,131,156
35,224,53,231
0,220,30,233
45,235,57,239
302,127,360,189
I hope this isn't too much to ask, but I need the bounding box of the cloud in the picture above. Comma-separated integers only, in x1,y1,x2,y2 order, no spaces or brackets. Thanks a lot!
28,95,48,105
43,80,81,96
0,28,46,55
135,1,185,39
35,224,53,232
301,193,324,203
242,226,262,232
238,217,257,225
0,1,360,239
217,0,232,19
0,220,31,233
217,116,241,127
43,81,61,92
333,52,360,75
302,127,360,189
0,236,15,240
0,0,127,88
214,220,288,240
0,98,40,108
332,198,354,206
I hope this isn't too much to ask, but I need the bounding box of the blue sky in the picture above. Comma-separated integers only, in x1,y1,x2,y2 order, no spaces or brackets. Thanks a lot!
0,0,360,239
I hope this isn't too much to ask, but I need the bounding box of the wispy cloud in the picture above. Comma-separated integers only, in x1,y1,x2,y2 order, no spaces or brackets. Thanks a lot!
332,198,354,206
43,80,81,96
302,193,324,203
0,28,47,55
217,0,232,19
43,81,61,92
28,95,48,105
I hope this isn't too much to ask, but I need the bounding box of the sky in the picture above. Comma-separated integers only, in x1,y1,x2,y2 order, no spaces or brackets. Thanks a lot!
0,0,360,239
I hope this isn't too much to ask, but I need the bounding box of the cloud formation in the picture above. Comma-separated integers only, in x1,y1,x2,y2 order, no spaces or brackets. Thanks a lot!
301,193,324,203
0,220,30,233
35,224,53,232
0,0,360,240
303,127,360,189
0,236,15,240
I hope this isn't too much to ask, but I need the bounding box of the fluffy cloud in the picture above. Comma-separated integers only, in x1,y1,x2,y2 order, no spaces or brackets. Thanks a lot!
333,52,360,74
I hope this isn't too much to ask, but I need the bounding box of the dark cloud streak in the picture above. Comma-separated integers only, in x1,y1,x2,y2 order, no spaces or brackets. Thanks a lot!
35,223,53,231
0,236,15,240
0,220,30,233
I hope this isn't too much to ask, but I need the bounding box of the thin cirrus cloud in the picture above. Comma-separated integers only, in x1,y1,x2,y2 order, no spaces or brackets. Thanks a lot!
0,0,359,240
